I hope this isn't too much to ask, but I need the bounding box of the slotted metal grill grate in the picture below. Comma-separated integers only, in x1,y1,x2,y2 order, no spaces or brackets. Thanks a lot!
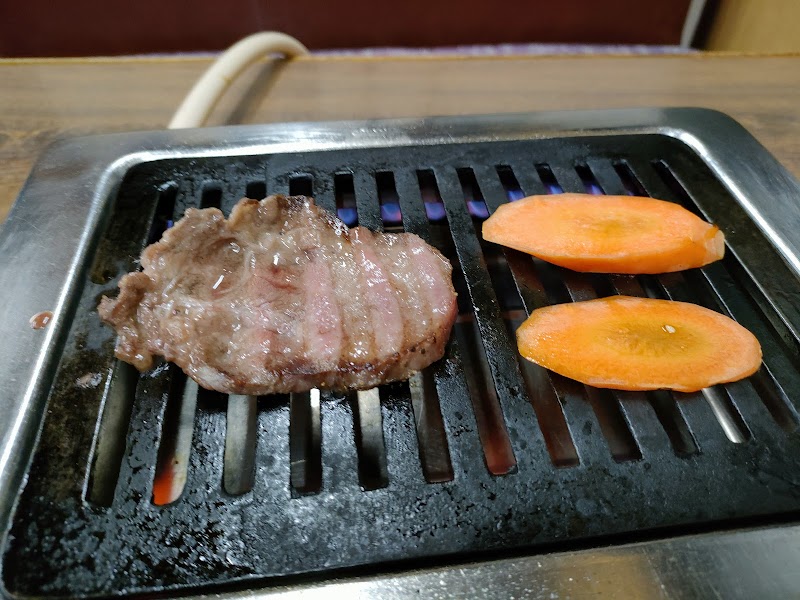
4,131,800,598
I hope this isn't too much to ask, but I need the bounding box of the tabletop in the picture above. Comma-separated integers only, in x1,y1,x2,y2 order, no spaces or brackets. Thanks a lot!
1,53,799,222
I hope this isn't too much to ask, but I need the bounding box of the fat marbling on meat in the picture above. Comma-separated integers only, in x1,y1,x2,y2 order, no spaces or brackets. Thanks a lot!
98,195,458,394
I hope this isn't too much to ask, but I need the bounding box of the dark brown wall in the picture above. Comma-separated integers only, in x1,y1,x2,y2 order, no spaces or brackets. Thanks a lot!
0,0,690,57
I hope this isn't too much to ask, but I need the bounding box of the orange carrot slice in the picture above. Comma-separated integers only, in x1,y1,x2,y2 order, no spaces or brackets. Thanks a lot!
517,296,761,393
482,194,724,274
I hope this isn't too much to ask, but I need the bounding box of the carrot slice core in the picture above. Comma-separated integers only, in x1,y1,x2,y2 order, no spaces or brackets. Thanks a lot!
517,296,761,392
482,194,725,274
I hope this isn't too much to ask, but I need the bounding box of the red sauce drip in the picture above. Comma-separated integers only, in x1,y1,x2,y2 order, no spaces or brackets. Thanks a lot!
29,311,53,330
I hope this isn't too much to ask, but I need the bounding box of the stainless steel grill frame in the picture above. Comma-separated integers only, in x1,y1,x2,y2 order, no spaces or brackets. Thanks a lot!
2,108,800,598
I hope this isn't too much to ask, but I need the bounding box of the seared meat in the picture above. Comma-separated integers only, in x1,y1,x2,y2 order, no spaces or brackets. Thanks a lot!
98,195,457,394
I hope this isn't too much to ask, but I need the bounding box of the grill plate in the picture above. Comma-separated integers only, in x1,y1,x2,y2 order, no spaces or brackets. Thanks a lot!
3,112,800,597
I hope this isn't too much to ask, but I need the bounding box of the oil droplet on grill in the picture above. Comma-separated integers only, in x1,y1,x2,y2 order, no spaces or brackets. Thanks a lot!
29,310,53,330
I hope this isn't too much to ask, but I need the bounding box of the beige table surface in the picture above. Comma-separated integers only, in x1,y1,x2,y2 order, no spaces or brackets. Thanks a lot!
2,54,799,221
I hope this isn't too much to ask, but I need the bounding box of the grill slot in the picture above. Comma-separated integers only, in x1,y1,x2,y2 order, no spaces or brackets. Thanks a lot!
417,169,446,222
534,163,563,194
353,389,389,490
147,183,178,244
699,385,750,444
574,163,604,195
495,165,525,201
200,182,223,210
456,168,490,219
223,394,258,495
508,162,547,196
465,175,523,315
84,361,138,506
186,386,226,500
453,318,517,474
320,392,360,490
334,172,357,226
544,162,585,194
289,390,322,494
350,170,391,490
645,390,699,456
7,133,800,598
152,368,197,505
376,170,402,227
612,160,648,196
408,370,455,482
121,361,177,505
245,180,267,200
289,174,313,197
583,160,627,196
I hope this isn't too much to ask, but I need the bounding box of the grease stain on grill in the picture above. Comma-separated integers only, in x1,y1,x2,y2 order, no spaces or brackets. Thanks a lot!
75,372,103,389
7,135,800,598
29,310,53,330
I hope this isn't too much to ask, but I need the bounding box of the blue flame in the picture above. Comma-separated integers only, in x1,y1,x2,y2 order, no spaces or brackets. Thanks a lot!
380,203,403,224
467,200,490,219
425,201,446,221
584,182,604,195
337,207,358,226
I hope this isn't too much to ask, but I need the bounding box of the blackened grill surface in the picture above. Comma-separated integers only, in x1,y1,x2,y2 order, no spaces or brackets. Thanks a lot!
5,135,800,598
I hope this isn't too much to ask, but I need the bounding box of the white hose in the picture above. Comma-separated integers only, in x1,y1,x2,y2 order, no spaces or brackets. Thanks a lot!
169,32,309,129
